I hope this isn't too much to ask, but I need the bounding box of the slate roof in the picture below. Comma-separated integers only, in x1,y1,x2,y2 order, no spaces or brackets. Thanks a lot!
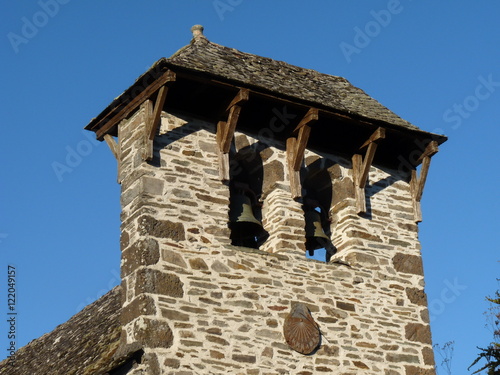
0,287,122,375
85,26,446,146
164,32,420,132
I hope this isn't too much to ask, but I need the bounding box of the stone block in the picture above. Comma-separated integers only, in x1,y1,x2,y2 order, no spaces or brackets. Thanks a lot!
211,260,230,273
422,346,435,366
386,353,420,363
162,249,188,268
142,177,164,195
164,358,180,368
189,258,209,270
122,238,160,277
393,253,424,275
405,323,432,345
120,230,130,251
121,294,157,325
133,317,173,349
262,160,284,195
336,301,356,312
232,354,256,364
406,287,428,306
331,176,355,207
135,268,184,297
161,309,190,322
344,251,379,268
138,215,185,241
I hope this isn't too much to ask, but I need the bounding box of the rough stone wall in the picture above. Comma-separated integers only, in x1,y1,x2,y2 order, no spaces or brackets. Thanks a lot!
116,106,436,375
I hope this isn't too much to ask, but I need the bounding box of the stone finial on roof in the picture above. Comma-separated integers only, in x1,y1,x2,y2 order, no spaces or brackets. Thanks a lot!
191,25,205,40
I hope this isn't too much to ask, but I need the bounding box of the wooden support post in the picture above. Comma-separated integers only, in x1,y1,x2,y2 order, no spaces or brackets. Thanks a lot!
216,88,249,181
352,127,385,214
286,108,318,199
410,141,439,222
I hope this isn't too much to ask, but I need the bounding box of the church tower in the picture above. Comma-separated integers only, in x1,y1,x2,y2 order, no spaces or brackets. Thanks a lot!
84,25,446,374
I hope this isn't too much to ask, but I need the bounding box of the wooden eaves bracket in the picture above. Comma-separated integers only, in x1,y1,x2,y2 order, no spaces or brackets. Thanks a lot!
142,74,176,161
93,70,176,164
95,70,177,141
216,88,249,181
103,134,120,160
286,108,319,199
352,127,386,214
410,140,439,223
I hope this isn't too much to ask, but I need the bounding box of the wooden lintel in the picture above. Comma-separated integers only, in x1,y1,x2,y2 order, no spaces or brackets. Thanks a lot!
103,134,119,160
416,140,439,165
95,70,176,140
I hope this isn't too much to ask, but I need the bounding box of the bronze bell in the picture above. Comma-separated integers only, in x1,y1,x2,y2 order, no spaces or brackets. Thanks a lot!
305,209,330,255
229,192,263,243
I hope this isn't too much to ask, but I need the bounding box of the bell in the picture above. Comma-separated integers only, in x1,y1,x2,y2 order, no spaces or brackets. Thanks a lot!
229,193,263,241
305,209,330,254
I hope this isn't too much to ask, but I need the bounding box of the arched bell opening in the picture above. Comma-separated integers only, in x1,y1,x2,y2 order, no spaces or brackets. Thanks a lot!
302,158,337,262
228,145,268,249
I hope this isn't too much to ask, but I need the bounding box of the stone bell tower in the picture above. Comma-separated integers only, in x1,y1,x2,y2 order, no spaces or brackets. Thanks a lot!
84,25,446,374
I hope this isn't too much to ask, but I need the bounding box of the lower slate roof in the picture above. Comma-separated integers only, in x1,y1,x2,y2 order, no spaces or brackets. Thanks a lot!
0,286,122,375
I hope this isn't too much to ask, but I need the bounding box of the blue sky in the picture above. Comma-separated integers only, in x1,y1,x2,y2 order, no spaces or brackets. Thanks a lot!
1,1,499,373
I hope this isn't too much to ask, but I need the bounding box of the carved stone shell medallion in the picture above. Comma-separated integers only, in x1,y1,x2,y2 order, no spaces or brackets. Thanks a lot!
283,303,321,354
